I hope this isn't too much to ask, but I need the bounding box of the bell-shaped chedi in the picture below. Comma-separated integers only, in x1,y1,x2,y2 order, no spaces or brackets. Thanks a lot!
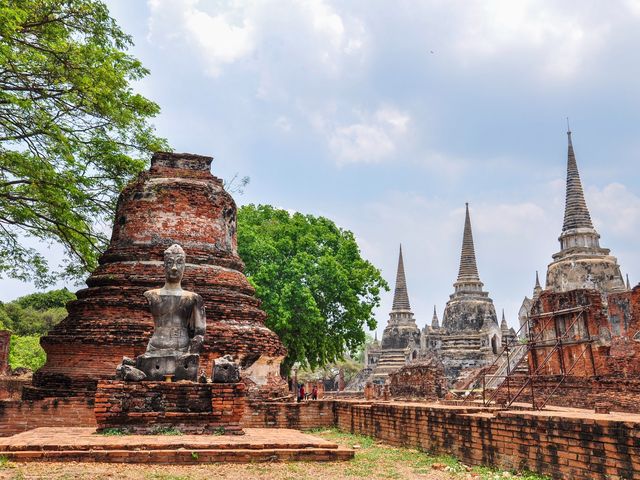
24,152,287,400
546,130,625,294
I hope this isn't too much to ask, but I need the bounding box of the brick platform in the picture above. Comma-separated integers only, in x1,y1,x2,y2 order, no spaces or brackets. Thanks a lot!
94,381,246,435
0,427,354,463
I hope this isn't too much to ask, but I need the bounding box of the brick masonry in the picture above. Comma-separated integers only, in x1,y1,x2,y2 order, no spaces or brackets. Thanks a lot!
94,380,245,435
25,153,287,401
519,286,640,411
0,397,96,437
1,397,639,479
388,357,448,400
0,331,9,375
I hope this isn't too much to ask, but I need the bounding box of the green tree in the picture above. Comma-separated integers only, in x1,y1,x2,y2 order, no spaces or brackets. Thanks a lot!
0,0,167,285
237,204,389,374
8,334,46,371
0,288,72,335
14,287,75,310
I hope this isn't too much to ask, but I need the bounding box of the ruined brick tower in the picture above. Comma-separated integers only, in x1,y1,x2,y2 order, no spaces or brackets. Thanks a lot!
546,129,625,293
25,153,287,400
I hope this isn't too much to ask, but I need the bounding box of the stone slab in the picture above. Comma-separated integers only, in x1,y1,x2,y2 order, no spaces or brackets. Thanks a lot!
0,427,354,463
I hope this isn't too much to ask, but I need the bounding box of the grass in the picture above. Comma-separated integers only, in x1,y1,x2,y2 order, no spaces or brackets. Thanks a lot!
3,428,552,479
311,428,551,480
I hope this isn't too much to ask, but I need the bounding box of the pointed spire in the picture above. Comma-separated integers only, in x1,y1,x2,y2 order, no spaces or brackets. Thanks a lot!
457,203,480,282
627,274,631,290
533,271,543,299
501,309,508,330
431,305,440,329
391,244,411,311
562,128,594,231
374,331,378,342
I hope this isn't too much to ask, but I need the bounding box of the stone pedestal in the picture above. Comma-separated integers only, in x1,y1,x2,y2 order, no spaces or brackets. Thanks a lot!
94,380,246,435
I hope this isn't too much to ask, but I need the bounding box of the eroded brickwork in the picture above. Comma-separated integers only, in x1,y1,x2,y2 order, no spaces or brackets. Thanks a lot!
0,331,9,375
0,398,96,437
25,153,287,400
95,380,245,434
388,357,448,399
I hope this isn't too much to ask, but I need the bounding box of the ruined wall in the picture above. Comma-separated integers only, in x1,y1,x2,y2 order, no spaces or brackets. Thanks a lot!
242,400,335,430
0,331,9,374
388,358,448,399
0,398,96,437
528,287,640,378
2,397,639,479
494,375,640,413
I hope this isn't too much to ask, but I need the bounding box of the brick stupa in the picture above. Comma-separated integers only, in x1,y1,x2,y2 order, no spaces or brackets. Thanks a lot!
24,153,287,400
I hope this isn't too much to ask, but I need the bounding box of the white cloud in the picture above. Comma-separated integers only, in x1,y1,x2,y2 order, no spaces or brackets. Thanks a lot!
327,106,410,164
275,116,292,133
441,0,612,80
588,183,640,235
146,0,365,79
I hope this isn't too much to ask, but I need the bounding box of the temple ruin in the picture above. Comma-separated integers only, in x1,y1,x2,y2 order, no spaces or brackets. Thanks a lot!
23,152,287,401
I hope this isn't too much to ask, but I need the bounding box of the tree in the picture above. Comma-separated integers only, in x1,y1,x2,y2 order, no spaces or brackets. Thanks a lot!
237,204,389,374
9,334,46,371
14,287,74,310
0,287,73,335
0,0,167,285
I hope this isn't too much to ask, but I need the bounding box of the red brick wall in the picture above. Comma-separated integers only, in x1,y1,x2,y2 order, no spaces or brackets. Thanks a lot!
334,402,638,480
0,397,96,437
2,396,639,479
242,400,335,429
529,288,640,378
0,331,10,374
494,375,640,413
95,381,245,434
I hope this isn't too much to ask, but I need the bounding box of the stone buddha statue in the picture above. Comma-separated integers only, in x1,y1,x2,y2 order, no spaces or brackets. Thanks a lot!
117,244,206,381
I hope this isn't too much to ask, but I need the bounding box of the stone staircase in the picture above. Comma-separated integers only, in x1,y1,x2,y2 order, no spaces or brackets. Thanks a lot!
372,349,407,383
483,344,529,390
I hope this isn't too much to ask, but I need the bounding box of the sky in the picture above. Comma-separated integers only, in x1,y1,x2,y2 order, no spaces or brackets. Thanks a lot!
3,0,640,338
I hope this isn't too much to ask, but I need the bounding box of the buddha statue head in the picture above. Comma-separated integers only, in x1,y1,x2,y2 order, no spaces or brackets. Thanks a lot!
164,244,186,284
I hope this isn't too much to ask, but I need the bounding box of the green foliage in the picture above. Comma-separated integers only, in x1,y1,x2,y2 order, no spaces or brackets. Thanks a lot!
97,428,128,436
13,287,75,310
0,0,168,284
0,288,72,335
151,427,183,436
8,334,46,371
237,204,389,374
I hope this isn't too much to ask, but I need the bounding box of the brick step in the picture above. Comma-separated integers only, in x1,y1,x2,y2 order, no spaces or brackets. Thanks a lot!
0,447,355,463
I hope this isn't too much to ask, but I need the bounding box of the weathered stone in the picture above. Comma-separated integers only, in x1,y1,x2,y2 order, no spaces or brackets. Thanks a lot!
115,364,146,382
422,204,500,383
545,130,625,294
213,355,240,383
117,244,207,382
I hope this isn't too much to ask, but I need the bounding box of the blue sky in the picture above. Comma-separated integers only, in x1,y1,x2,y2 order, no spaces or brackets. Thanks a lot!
3,0,640,337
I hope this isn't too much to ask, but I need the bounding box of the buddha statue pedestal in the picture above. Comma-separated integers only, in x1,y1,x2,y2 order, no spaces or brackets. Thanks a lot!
96,244,246,435
94,380,246,435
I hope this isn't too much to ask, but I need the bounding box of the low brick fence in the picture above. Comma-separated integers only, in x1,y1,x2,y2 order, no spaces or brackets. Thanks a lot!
0,397,96,437
1,396,639,479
